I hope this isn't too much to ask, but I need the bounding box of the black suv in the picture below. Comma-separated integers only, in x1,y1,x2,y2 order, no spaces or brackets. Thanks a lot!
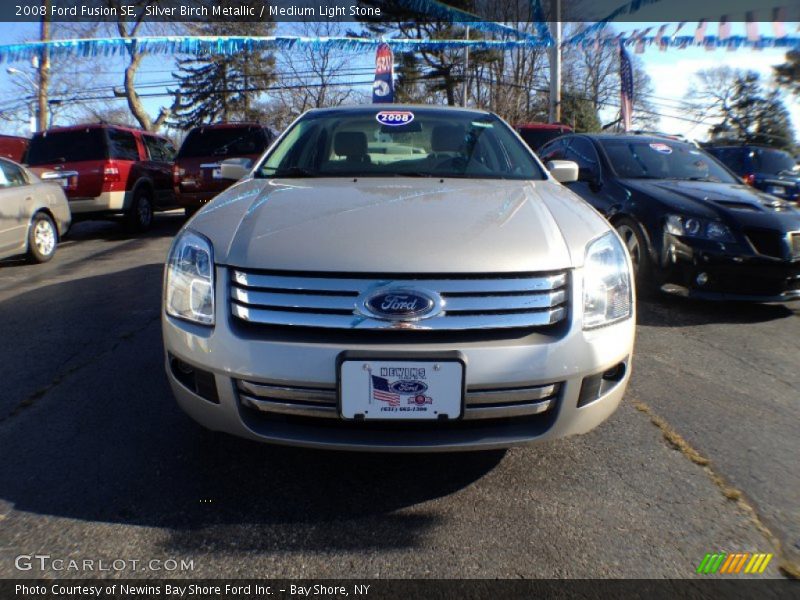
540,133,800,301
705,145,799,205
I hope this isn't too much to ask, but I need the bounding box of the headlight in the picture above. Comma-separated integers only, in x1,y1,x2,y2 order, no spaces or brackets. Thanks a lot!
665,214,735,242
583,232,633,330
165,229,215,325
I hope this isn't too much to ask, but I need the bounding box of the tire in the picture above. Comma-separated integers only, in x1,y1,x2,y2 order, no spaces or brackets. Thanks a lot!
125,188,154,232
27,213,58,263
614,217,658,297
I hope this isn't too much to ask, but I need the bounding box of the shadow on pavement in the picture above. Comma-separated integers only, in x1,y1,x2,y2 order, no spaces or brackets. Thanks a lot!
0,265,503,553
636,294,797,327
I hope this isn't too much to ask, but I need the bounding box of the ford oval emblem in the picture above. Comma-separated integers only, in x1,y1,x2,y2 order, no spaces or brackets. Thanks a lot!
358,287,442,321
389,380,428,395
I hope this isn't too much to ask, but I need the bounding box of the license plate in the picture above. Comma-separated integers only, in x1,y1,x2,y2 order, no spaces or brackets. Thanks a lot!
768,186,785,196
212,168,222,179
339,358,464,420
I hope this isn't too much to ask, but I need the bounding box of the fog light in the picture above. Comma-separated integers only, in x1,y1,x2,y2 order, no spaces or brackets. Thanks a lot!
696,272,709,286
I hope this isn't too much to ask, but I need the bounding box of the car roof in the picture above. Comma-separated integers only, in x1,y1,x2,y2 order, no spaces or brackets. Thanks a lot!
516,122,572,130
306,104,493,117
35,123,168,139
186,122,270,131
574,133,691,144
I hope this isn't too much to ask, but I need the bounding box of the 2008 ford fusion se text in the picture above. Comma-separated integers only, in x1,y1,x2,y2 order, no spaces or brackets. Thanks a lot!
162,105,636,451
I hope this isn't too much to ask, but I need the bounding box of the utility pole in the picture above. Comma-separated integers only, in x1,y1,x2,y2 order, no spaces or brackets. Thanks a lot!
462,25,470,107
37,0,50,132
547,0,561,123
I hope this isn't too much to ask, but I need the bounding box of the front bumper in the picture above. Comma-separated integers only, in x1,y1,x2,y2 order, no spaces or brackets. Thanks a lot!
661,235,800,302
162,268,635,452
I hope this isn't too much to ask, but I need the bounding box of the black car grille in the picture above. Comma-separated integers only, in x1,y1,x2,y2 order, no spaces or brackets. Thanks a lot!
744,228,788,259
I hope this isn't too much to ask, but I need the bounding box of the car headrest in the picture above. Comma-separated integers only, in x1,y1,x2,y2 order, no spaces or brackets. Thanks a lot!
334,131,368,157
431,125,466,153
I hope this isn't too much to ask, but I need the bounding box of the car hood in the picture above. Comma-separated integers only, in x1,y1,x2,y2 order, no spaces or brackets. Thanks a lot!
621,178,799,219
189,177,609,273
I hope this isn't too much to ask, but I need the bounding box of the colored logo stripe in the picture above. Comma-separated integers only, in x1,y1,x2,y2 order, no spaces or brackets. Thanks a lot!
697,552,773,574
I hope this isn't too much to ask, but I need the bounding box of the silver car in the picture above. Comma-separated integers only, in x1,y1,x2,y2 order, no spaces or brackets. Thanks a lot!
0,157,71,263
162,106,635,451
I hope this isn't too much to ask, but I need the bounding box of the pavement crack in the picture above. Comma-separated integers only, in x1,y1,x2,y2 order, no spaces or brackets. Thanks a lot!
0,313,161,423
631,398,799,580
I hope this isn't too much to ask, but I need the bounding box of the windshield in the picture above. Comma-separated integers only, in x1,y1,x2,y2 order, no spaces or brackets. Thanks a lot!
177,127,270,159
748,148,797,175
255,108,546,180
600,139,738,183
26,128,107,165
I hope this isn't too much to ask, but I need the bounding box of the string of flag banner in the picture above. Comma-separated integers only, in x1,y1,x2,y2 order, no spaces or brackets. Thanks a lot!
0,31,798,65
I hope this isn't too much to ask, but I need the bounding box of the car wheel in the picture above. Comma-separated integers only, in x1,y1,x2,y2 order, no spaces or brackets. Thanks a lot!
27,212,58,263
614,217,657,296
126,189,154,232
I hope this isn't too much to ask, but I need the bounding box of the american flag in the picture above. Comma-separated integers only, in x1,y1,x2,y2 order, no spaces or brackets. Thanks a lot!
619,44,634,133
371,375,400,406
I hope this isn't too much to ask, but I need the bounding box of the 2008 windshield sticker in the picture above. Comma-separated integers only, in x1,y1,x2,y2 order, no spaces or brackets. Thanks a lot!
649,143,673,154
376,111,414,126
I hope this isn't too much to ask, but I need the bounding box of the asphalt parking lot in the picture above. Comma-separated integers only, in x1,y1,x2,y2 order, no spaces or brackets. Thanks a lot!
0,213,798,579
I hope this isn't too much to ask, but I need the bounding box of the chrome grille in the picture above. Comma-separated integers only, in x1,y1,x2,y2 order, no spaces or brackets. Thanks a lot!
237,379,560,420
229,269,568,331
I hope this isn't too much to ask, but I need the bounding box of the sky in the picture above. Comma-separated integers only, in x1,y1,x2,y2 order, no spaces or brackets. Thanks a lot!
0,20,797,141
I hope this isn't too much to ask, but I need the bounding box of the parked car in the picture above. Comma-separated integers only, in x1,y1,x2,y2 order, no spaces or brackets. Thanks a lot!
0,134,29,163
173,123,276,216
705,145,800,204
25,124,177,231
162,105,635,451
0,157,71,263
515,122,573,153
539,133,800,301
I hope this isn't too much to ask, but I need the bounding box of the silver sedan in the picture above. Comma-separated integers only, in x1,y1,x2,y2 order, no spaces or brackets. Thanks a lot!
0,157,71,263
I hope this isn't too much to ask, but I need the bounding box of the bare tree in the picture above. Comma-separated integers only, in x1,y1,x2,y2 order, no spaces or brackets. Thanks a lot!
103,0,180,131
269,23,363,127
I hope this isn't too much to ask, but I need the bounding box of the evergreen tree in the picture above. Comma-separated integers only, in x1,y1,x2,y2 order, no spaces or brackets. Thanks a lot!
169,17,275,130
774,50,800,98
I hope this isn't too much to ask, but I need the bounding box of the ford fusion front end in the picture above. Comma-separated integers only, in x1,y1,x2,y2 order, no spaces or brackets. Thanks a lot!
162,106,635,451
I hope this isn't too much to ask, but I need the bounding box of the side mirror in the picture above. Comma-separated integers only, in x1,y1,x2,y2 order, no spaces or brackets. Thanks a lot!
546,160,579,184
219,158,253,181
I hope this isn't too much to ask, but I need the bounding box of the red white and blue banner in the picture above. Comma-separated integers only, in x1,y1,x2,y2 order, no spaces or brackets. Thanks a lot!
619,44,634,131
372,42,395,104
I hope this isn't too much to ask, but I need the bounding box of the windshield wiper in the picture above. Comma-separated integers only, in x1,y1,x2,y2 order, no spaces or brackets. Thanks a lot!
270,166,318,178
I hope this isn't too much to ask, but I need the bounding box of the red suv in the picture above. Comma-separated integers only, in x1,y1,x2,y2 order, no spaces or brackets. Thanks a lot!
25,124,177,231
173,123,275,215
0,134,29,162
515,123,574,153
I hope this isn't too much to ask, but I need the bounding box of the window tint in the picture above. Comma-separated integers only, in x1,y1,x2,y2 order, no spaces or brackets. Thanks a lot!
26,128,107,165
711,148,746,174
538,138,567,161
600,140,738,183
749,148,796,175
0,159,27,188
107,129,140,161
177,127,270,159
143,135,174,162
565,138,600,174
